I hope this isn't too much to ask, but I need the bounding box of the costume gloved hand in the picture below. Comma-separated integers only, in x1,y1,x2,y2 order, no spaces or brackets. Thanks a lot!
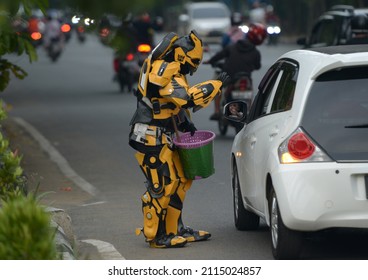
217,72,230,88
188,80,222,112
180,121,197,136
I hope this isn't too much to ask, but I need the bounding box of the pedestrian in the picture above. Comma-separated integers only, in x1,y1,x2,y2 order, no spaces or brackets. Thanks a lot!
129,30,229,248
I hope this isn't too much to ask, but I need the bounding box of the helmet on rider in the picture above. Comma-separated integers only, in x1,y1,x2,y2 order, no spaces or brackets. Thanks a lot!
172,30,203,75
351,14,368,33
231,12,243,26
247,23,267,45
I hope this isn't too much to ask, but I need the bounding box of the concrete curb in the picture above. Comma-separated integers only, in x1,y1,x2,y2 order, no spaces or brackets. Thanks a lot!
46,207,76,260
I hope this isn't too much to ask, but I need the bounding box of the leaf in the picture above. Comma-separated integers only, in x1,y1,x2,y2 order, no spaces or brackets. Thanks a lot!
34,0,49,15
23,39,38,63
0,70,10,92
10,64,27,80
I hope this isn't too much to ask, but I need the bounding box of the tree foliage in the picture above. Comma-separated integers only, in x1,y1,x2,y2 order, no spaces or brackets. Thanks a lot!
0,0,49,91
63,0,163,18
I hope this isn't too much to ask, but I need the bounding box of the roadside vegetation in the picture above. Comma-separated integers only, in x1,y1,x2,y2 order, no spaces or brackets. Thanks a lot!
0,0,61,260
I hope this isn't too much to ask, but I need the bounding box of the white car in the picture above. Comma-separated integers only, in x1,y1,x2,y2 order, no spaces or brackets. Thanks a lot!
177,2,231,44
224,45,368,259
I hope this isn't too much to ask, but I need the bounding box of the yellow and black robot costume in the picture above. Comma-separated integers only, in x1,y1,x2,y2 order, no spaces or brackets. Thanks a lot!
129,30,229,248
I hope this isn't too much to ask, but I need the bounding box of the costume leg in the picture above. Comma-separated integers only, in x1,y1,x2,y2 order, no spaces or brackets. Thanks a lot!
165,150,211,242
134,145,187,248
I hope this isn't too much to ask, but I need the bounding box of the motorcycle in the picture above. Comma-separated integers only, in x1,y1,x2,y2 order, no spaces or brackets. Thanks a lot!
212,62,253,135
113,43,151,92
76,25,86,43
47,37,64,62
266,22,281,45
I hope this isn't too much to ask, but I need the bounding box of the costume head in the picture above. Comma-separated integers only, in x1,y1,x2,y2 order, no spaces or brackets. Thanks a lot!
172,30,203,75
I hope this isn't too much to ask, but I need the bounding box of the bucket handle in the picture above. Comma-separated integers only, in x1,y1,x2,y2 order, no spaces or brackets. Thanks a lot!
171,114,181,143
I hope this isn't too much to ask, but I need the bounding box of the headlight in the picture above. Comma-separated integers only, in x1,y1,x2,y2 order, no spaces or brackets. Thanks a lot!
267,25,281,35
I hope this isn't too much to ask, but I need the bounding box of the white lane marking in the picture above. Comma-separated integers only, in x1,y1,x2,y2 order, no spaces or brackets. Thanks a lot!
81,201,106,207
82,239,125,260
13,117,99,197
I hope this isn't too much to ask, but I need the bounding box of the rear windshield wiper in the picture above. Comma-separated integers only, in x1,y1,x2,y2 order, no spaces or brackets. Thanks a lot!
345,123,368,128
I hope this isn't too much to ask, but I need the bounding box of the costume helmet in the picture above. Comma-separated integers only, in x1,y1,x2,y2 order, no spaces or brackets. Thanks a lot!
351,14,368,33
172,30,203,73
247,23,267,45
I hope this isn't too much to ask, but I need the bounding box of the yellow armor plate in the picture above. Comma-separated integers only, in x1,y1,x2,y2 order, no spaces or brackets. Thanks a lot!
149,60,180,87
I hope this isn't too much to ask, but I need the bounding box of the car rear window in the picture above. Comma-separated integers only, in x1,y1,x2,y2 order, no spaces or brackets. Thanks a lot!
192,7,227,19
301,66,368,162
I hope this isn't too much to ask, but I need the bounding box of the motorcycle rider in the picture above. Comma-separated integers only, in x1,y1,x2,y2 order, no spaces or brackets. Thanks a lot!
111,13,139,92
129,30,229,248
132,12,154,46
43,12,63,49
43,11,64,62
204,23,267,120
221,12,246,48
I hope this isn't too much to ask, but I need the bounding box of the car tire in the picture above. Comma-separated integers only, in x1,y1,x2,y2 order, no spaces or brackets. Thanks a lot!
232,163,260,230
269,188,303,259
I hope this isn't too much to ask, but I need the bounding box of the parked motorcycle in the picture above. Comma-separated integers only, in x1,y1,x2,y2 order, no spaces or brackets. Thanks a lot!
212,62,253,135
113,43,151,92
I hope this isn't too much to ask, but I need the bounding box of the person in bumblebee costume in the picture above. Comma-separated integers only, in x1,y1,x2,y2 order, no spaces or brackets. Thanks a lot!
129,30,229,248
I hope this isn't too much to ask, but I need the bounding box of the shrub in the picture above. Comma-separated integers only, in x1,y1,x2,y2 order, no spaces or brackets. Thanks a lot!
0,192,61,259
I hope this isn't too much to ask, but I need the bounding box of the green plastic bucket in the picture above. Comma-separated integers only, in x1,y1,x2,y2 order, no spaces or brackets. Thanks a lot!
173,130,216,180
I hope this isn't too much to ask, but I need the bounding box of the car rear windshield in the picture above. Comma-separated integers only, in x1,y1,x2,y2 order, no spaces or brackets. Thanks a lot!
192,7,227,19
301,66,368,162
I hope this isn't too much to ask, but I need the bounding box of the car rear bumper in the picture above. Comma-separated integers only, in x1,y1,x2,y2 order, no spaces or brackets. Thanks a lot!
272,162,368,231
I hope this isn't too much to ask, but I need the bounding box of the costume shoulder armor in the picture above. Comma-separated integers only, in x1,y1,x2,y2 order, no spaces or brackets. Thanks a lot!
149,60,180,87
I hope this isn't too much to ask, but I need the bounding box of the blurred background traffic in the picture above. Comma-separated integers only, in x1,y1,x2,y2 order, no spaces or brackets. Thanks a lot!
3,0,367,92
5,0,368,53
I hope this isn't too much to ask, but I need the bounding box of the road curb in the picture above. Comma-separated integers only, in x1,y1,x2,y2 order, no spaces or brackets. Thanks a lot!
46,207,76,260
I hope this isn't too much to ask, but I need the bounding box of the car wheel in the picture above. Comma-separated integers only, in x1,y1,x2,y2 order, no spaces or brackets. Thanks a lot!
232,163,260,230
269,189,303,259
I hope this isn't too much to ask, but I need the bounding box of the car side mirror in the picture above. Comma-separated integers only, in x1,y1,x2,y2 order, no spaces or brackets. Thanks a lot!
223,101,247,123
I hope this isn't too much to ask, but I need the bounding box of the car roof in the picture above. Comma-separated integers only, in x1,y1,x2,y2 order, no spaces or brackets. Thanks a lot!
185,1,228,9
279,45,368,80
308,44,368,54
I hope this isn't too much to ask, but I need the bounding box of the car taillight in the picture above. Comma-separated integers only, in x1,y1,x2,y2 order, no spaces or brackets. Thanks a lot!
238,78,248,91
31,32,42,40
287,132,315,160
137,44,151,53
126,53,134,61
77,26,85,33
278,128,332,164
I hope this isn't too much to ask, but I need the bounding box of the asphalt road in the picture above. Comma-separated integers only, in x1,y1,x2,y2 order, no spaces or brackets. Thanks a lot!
3,32,368,260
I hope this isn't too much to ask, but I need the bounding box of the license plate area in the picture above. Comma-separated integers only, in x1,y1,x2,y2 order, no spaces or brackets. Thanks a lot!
232,90,252,100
